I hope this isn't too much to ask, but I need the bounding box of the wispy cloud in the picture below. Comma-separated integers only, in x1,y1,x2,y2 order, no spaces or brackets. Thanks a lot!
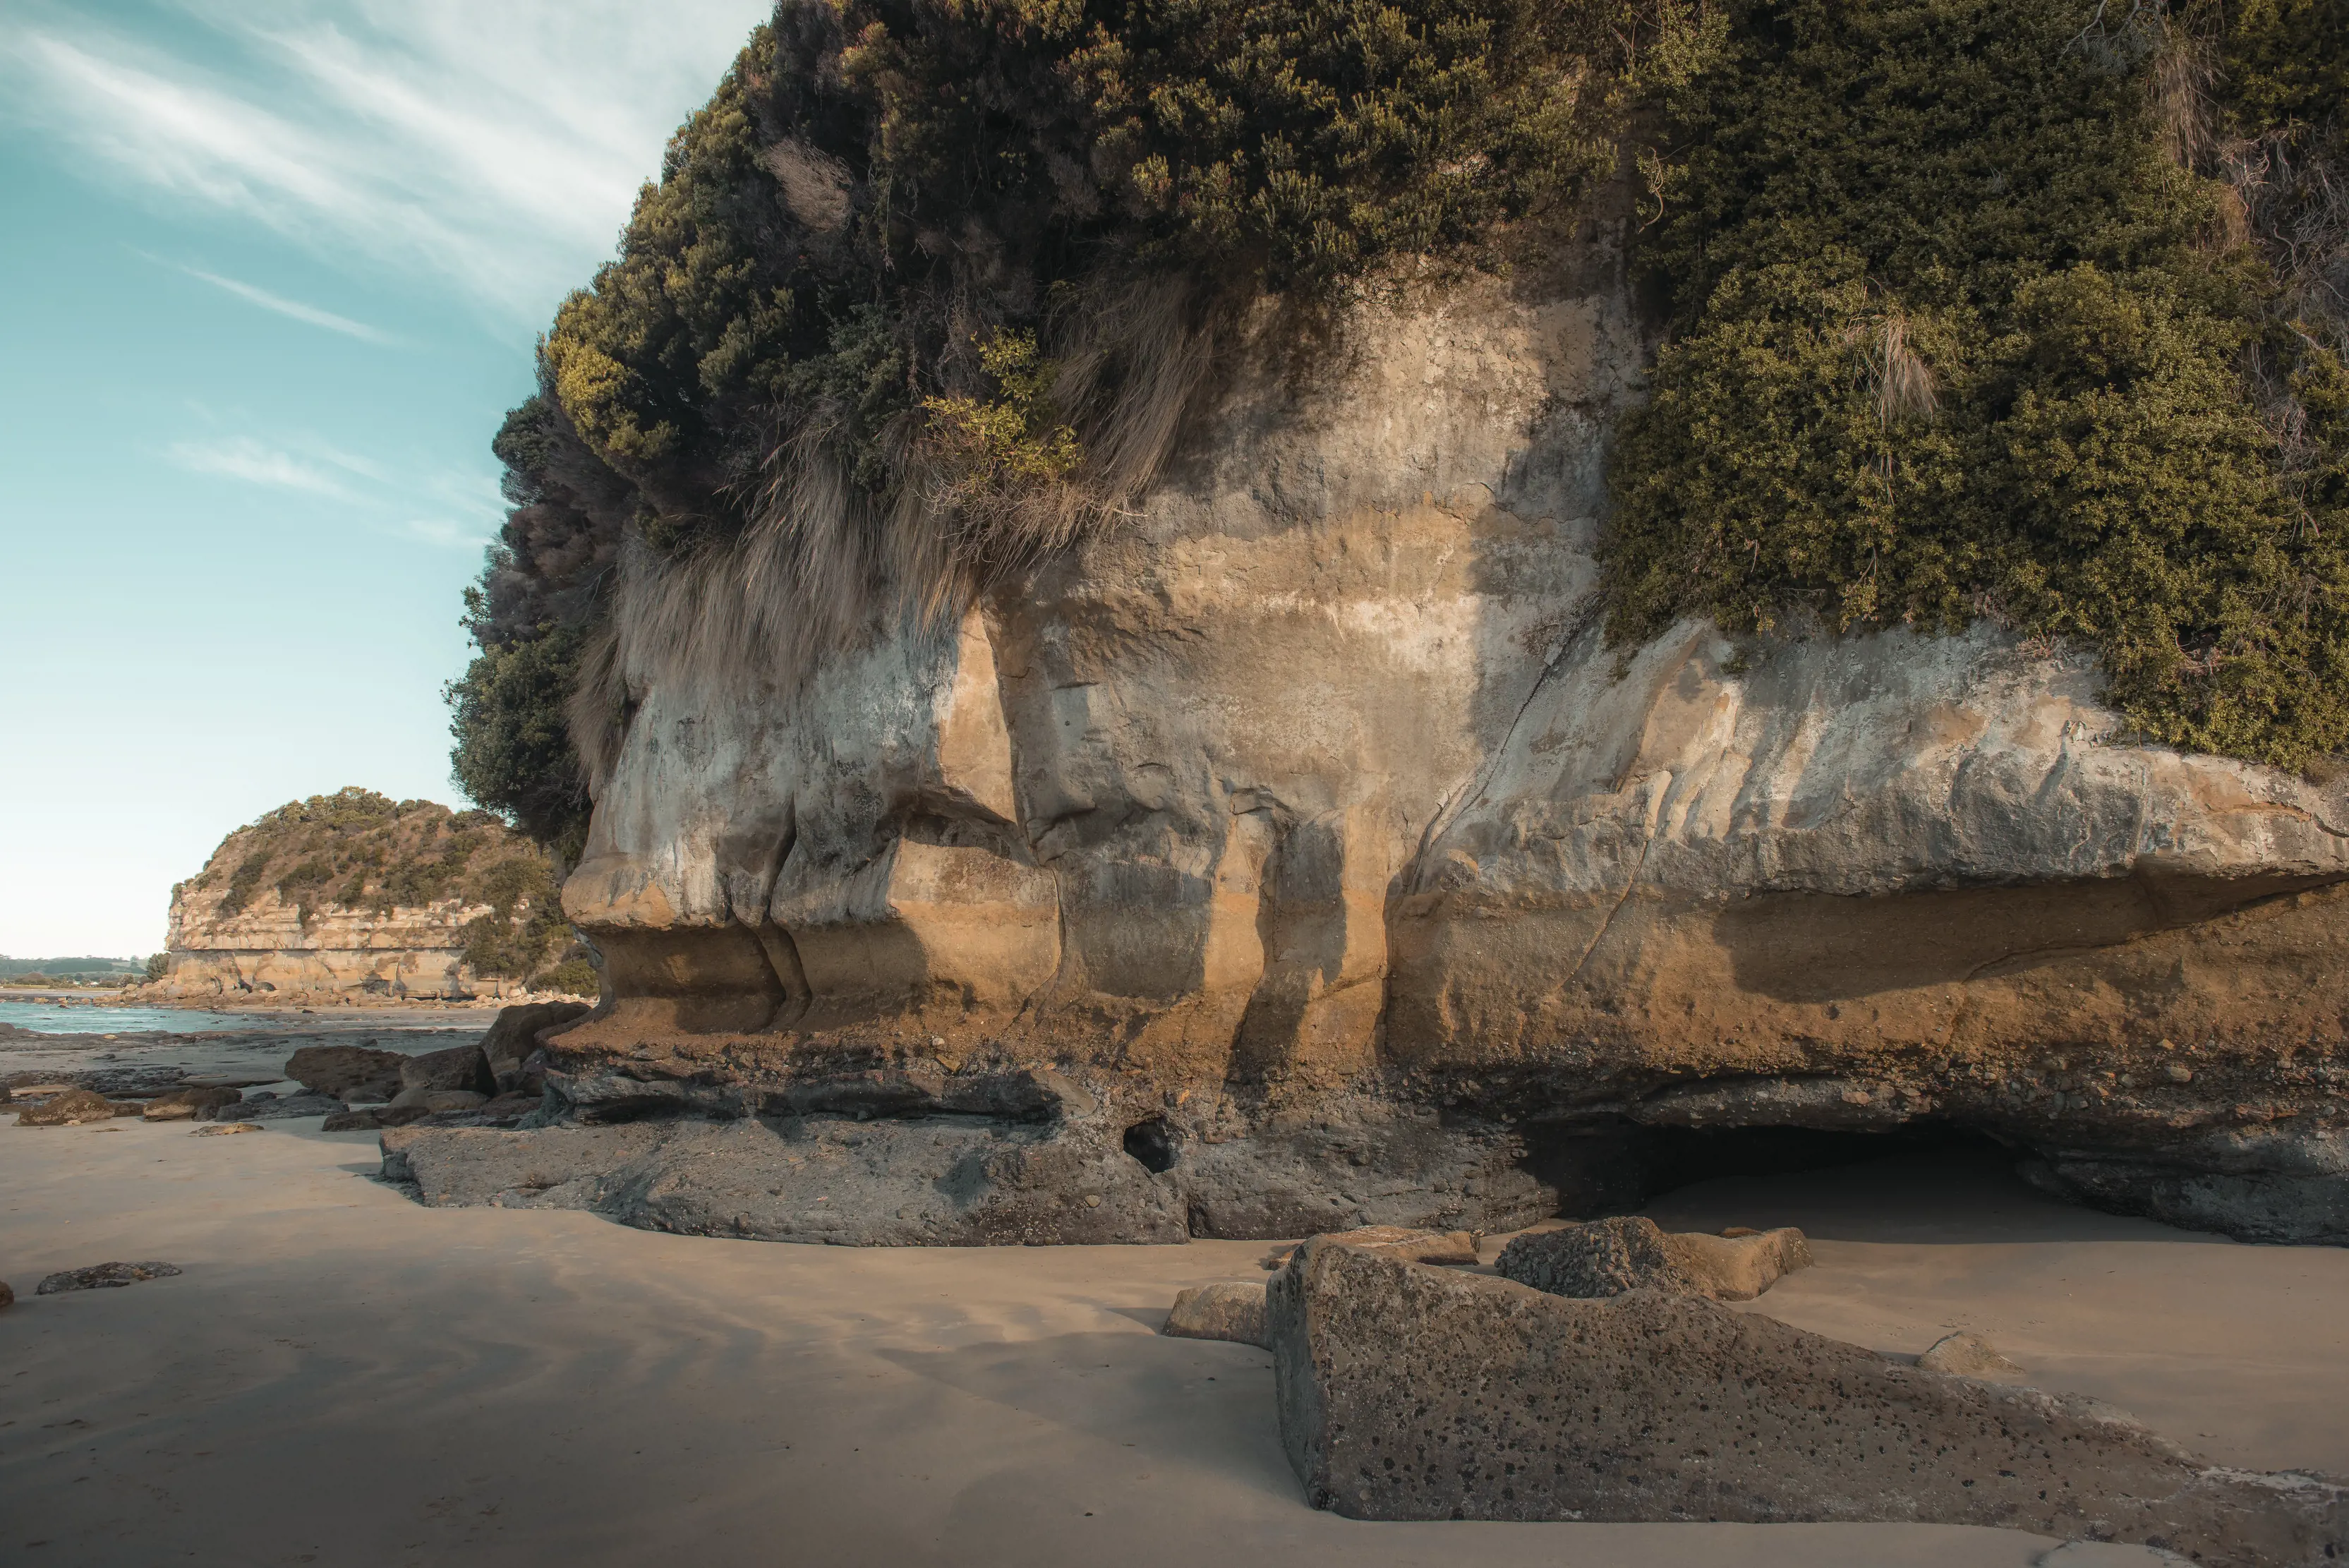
167,435,354,496
399,517,492,550
164,426,499,553
171,262,397,344
3,0,771,322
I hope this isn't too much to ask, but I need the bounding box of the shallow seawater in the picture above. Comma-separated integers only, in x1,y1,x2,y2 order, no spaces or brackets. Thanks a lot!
0,1000,255,1035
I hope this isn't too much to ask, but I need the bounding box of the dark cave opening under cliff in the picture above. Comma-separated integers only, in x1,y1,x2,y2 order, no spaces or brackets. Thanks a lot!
1523,1118,2019,1222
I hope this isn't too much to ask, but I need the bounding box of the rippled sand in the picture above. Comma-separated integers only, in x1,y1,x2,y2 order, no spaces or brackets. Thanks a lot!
1,1118,2341,1567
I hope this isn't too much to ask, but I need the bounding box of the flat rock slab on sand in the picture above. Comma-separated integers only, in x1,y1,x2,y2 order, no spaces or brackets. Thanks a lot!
37,1260,183,1294
1270,1238,2348,1566
1164,1281,1271,1348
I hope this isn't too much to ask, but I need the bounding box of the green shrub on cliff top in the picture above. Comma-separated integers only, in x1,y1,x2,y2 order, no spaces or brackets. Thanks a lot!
194,790,569,977
458,0,2349,836
1601,0,2349,768
529,0,1693,550
453,0,1700,843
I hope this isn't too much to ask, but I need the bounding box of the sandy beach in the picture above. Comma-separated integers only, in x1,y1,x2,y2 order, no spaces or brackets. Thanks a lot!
4,1110,2341,1568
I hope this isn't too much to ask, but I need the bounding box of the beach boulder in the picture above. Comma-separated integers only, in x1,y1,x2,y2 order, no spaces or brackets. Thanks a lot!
284,1044,406,1101
16,1088,116,1126
0,1279,13,1310
399,1045,495,1097
143,1086,241,1121
479,1001,590,1091
1269,1236,2349,1565
1163,1282,1269,1348
1497,1217,1811,1301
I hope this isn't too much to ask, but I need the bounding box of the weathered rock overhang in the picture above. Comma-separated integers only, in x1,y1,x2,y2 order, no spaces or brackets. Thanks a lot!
392,260,2349,1248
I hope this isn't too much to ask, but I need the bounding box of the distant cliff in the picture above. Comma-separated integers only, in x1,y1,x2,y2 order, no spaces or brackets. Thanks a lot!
145,788,595,1004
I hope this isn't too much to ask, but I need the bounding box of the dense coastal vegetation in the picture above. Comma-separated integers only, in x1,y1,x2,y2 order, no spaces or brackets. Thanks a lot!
449,0,2348,848
189,789,592,994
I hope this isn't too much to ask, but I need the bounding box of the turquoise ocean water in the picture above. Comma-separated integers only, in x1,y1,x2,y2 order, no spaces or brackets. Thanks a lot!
0,1001,257,1035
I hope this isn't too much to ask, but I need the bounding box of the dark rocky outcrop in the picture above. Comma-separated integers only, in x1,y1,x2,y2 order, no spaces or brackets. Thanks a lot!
212,1092,344,1122
16,1089,117,1127
479,1001,591,1091
399,1045,495,1097
1269,1238,2348,1564
37,1262,183,1295
284,1044,406,1102
143,1086,243,1121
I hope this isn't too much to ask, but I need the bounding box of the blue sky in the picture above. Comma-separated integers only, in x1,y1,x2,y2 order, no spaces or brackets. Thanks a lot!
0,0,771,957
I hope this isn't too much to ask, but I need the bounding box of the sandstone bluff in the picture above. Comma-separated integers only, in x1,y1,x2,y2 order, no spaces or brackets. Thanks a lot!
148,790,584,1006
404,255,2349,1247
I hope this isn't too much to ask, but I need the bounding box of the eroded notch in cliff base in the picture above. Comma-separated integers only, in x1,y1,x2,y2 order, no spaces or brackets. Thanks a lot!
1518,1116,2018,1224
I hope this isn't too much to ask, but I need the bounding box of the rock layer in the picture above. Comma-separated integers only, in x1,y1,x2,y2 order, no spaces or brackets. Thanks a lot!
1269,1238,2348,1564
406,241,2349,1245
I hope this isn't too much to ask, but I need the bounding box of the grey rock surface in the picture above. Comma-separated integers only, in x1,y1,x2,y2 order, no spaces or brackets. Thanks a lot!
1269,1238,2348,1564
378,1088,1573,1244
1163,1282,1269,1348
1919,1331,2029,1382
387,1087,488,1114
1497,1217,1811,1301
380,1116,1190,1246
37,1262,183,1295
478,1001,591,1090
211,1092,344,1122
284,1044,406,1100
2026,1136,2349,1246
399,1044,495,1097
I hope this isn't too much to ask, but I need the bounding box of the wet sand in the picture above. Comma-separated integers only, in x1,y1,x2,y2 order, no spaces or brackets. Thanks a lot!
1,1120,2341,1568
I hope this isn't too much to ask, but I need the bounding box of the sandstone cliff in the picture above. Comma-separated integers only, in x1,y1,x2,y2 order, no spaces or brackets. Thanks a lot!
409,2,2349,1248
149,790,591,1005
397,260,2349,1248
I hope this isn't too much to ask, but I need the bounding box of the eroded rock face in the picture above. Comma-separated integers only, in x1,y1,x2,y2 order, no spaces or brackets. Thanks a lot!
1267,1238,2348,1564
421,243,2349,1246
